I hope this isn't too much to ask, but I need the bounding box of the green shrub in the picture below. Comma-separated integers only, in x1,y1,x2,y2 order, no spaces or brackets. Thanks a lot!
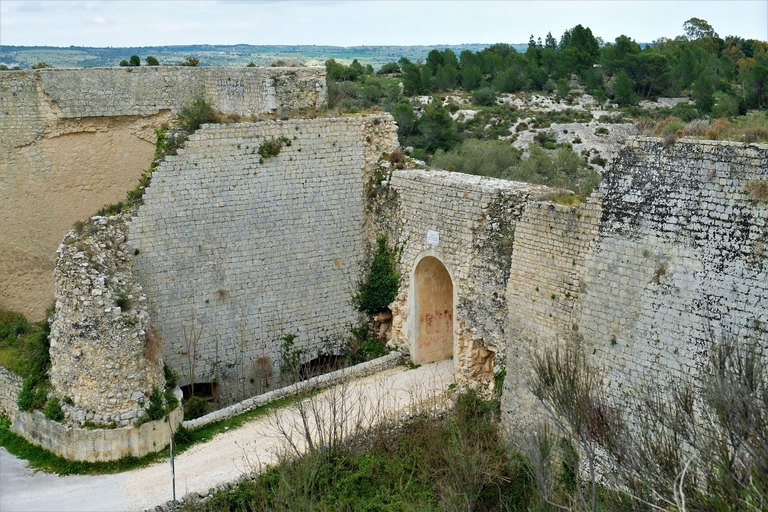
129,55,141,67
352,235,401,316
471,87,497,106
43,396,64,422
18,378,47,412
177,96,215,132
114,290,132,310
279,333,304,379
431,139,521,179
179,57,199,67
144,386,165,421
184,396,208,420
257,136,290,159
145,56,159,66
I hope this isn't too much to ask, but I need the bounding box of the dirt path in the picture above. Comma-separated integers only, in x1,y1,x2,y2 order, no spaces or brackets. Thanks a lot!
0,360,454,512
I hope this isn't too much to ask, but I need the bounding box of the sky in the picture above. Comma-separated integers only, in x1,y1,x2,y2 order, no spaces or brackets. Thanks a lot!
1,0,766,48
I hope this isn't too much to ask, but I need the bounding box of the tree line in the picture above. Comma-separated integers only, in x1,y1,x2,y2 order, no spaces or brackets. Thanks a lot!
326,18,768,114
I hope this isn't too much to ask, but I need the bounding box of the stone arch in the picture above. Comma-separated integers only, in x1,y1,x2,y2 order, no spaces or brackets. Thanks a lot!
412,254,455,364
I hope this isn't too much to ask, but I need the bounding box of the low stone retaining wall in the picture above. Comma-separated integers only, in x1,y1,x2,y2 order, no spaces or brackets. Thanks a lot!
183,351,404,429
9,389,183,462
0,366,23,417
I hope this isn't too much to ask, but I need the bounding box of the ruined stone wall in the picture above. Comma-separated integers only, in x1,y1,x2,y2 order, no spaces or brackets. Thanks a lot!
0,66,325,320
386,170,552,384
128,115,398,405
0,366,23,418
502,138,768,431
10,396,182,462
49,211,164,427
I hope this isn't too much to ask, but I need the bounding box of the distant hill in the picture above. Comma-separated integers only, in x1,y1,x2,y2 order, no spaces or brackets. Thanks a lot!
0,43,528,70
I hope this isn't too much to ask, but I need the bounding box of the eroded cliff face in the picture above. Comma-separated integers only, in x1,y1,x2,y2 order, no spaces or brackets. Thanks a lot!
0,66,326,320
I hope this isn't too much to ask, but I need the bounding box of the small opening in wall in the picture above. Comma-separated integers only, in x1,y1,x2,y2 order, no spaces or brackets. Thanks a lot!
181,382,218,402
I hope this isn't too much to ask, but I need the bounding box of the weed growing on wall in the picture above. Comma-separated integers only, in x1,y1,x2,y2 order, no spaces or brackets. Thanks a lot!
177,96,215,132
257,136,291,160
352,235,401,316
43,396,64,421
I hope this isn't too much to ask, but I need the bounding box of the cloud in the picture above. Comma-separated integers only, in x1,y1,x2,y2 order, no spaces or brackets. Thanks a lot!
93,17,105,23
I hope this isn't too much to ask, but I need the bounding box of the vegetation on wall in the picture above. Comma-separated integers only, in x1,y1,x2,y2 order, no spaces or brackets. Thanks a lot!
351,235,401,316
177,96,216,132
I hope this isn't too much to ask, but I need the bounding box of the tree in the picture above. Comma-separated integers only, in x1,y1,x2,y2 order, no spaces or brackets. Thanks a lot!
392,102,416,144
613,70,636,106
179,57,199,67
415,98,457,152
352,235,400,316
399,58,422,96
377,62,399,75
129,55,141,66
747,65,768,109
30,62,52,69
461,65,483,90
119,59,129,67
146,56,159,66
434,64,458,91
692,72,715,113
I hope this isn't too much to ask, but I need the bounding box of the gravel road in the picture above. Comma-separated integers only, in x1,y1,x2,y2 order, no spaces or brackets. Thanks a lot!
0,360,454,512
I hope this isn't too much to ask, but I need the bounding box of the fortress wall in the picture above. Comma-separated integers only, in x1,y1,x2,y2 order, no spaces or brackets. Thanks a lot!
502,138,768,431
387,170,552,383
128,115,398,404
0,66,325,320
574,139,768,403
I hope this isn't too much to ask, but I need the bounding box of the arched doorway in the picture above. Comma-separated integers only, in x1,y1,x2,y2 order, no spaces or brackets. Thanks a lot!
413,256,454,364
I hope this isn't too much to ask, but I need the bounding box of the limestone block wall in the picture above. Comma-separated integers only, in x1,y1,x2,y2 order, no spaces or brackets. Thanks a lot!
501,198,601,426
386,170,553,384
49,212,164,427
502,138,768,431
0,66,325,320
575,139,767,404
128,115,398,405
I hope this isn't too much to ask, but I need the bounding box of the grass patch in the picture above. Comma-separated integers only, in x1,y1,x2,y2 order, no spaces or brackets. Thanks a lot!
178,390,534,512
0,310,49,379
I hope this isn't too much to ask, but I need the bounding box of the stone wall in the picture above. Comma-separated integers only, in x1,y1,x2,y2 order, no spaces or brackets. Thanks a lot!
385,170,553,384
128,115,398,405
0,66,325,320
502,138,768,431
49,211,165,427
0,366,23,418
10,392,182,462
501,198,601,425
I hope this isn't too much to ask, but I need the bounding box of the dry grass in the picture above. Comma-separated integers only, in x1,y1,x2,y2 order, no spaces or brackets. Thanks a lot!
745,180,768,201
143,324,163,365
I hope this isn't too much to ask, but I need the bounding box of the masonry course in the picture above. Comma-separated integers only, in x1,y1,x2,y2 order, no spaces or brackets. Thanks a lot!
502,138,768,432
128,115,398,405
